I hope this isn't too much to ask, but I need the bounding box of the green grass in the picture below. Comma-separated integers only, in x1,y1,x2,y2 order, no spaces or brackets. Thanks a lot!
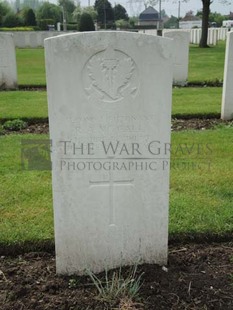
172,87,221,117
0,91,48,120
16,48,46,85
0,134,53,244
188,41,225,82
170,127,233,235
15,42,226,86
0,128,232,245
0,88,222,121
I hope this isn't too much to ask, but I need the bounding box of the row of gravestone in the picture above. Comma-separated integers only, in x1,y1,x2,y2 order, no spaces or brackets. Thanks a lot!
45,31,232,275
1,31,232,120
141,28,230,45
0,31,232,275
8,31,72,48
0,31,189,88
2,28,229,49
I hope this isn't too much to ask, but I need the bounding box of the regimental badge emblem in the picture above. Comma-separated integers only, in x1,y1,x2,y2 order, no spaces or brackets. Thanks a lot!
83,48,139,103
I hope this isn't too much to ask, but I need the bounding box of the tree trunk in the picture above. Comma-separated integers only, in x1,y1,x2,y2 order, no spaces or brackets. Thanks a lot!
199,0,211,48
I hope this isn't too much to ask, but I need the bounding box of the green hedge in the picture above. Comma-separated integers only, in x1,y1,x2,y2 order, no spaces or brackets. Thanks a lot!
0,27,34,31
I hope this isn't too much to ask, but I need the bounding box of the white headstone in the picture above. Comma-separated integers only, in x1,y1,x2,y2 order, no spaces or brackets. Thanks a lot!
164,30,190,86
208,28,218,46
45,32,173,275
0,33,17,89
221,31,233,120
57,22,61,32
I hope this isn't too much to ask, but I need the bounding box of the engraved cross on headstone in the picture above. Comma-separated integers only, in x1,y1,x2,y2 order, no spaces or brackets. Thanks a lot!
102,58,118,98
89,167,134,226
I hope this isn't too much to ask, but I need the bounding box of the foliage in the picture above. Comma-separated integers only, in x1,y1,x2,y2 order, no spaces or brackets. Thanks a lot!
209,11,227,27
94,0,114,27
72,4,97,25
22,8,37,26
114,4,128,21
0,26,34,30
196,9,227,27
3,13,23,27
83,5,98,21
3,119,28,131
66,23,78,30
79,12,95,31
128,16,138,28
0,1,12,25
115,19,130,29
181,0,233,47
37,19,54,30
164,15,178,28
87,265,143,306
36,2,61,24
58,0,76,23
72,2,81,23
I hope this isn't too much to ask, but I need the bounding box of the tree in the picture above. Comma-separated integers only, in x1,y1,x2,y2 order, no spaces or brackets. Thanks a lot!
128,16,138,28
114,4,128,21
36,2,61,24
115,19,130,29
72,2,82,23
23,8,37,26
94,0,114,28
83,6,97,22
208,11,226,26
181,0,232,48
199,0,211,47
79,12,95,31
73,4,97,24
0,1,12,25
3,13,23,27
58,0,76,23
164,15,179,29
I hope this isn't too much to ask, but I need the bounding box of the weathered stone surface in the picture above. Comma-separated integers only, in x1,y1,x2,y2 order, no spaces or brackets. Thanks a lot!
0,33,17,89
222,31,233,120
164,30,190,85
45,32,173,274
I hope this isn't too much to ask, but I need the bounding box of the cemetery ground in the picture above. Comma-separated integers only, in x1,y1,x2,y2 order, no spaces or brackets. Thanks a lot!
0,42,233,309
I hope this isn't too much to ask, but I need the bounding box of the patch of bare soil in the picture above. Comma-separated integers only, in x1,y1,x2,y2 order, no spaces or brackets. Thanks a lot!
172,118,230,131
1,119,231,135
0,243,232,309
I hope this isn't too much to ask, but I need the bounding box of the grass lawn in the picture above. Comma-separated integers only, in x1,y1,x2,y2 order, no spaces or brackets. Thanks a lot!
0,134,53,244
0,91,48,121
0,87,222,121
172,87,221,117
188,41,225,82
16,41,226,86
16,48,46,86
0,128,232,245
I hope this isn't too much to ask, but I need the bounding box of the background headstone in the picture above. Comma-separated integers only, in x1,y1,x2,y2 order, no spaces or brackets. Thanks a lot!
0,33,17,89
45,32,173,275
221,31,233,120
164,30,190,85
